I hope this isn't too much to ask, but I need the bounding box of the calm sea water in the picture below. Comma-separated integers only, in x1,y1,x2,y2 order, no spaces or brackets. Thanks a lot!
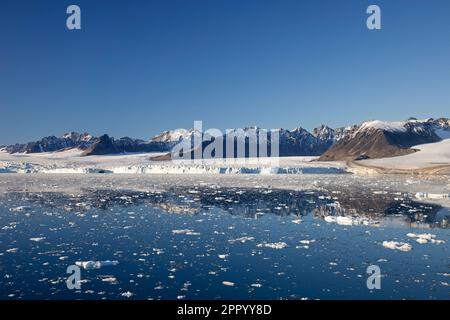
0,175,449,300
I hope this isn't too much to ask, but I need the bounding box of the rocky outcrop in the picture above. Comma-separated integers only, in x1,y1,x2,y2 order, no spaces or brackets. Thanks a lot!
319,120,442,161
81,135,118,156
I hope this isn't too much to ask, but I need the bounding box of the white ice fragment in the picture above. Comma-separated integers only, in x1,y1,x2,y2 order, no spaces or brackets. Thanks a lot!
9,206,30,212
406,233,445,245
101,277,117,283
222,281,235,287
30,237,45,242
299,239,315,245
382,241,412,252
120,291,134,298
171,229,200,236
324,216,337,223
257,242,288,249
324,215,379,226
336,216,353,226
228,236,255,244
75,260,119,270
415,192,449,200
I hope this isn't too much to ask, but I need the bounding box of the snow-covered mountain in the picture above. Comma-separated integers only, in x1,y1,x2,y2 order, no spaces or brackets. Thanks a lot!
2,118,449,159
151,129,202,143
2,132,96,154
320,118,450,161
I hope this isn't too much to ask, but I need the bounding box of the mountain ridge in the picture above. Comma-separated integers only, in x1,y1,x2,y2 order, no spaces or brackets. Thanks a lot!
2,117,449,160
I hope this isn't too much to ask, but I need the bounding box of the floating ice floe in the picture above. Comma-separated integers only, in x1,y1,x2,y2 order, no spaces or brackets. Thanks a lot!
296,239,315,249
299,239,315,245
228,236,255,244
406,233,445,244
75,260,119,270
257,242,288,249
120,291,134,298
9,206,30,212
171,229,200,236
101,277,118,284
324,215,379,226
30,237,46,242
382,241,413,252
415,192,449,200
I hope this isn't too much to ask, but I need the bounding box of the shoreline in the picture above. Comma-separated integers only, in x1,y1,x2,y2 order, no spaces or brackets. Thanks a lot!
347,161,450,176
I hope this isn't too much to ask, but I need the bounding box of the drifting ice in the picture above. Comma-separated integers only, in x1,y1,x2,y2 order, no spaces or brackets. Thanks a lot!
75,260,119,270
382,241,413,252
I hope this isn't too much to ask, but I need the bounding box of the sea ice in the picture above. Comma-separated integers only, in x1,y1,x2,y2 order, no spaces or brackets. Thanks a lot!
30,237,46,242
406,233,445,244
9,206,30,212
120,291,134,298
257,242,288,249
382,241,412,252
228,236,255,244
172,229,200,236
75,260,119,270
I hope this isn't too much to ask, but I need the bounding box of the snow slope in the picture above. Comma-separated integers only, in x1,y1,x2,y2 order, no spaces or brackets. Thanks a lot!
359,138,450,170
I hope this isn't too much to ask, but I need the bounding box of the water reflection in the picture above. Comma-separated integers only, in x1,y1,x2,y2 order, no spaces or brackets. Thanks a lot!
3,186,448,229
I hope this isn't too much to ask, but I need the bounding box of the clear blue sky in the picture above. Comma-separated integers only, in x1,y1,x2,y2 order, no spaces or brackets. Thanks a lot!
1,0,449,144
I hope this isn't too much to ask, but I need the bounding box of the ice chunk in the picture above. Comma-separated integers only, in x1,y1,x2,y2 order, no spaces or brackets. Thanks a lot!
324,216,337,223
75,260,119,270
228,236,255,244
101,277,118,283
323,215,379,226
299,239,315,245
336,216,353,226
9,206,30,212
120,291,134,298
171,229,200,236
382,241,412,252
257,242,288,249
407,233,445,244
415,192,449,200
30,237,45,242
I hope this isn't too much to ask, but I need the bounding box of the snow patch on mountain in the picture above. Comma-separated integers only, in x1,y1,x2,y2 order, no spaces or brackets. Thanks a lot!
357,120,408,133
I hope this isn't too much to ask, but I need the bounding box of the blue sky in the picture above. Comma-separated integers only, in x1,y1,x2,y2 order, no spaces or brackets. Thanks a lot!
1,0,449,144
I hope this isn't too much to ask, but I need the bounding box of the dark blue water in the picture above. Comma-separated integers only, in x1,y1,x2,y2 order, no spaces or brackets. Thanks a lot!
0,187,448,300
